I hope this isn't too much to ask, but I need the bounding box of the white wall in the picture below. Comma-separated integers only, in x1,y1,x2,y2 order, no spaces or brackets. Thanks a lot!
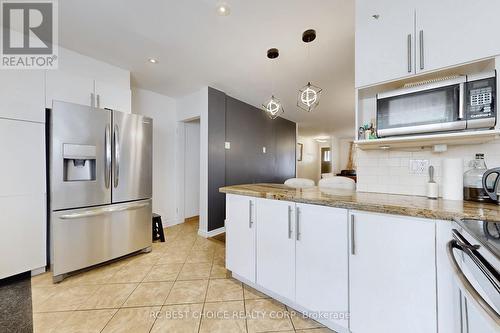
176,87,209,236
131,88,178,225
339,138,355,171
184,120,200,218
297,137,320,183
356,141,500,196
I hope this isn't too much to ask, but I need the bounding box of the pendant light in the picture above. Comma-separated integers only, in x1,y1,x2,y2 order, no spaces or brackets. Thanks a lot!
262,48,284,120
297,29,323,112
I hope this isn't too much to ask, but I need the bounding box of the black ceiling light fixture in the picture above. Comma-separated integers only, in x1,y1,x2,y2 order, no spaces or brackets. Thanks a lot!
297,29,323,112
262,48,284,120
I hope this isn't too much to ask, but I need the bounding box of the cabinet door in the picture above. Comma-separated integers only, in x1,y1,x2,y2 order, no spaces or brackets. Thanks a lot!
226,194,256,283
0,119,45,197
295,204,349,329
46,70,95,108
256,198,295,300
349,211,437,333
95,81,131,113
355,0,415,87
0,71,45,123
0,194,46,279
416,0,500,74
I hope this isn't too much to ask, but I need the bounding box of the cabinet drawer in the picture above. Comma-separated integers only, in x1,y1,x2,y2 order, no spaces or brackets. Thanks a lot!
0,70,45,123
0,119,45,197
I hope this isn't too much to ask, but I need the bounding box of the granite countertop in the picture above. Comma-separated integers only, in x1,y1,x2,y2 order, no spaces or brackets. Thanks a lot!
219,183,500,223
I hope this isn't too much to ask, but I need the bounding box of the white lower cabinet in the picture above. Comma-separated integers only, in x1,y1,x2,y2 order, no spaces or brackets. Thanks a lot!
295,204,349,329
225,194,256,283
349,211,437,333
225,197,444,333
0,194,46,279
256,198,295,300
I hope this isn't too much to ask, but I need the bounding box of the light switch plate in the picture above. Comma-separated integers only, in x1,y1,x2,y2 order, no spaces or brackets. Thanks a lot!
225,142,231,150
410,159,430,175
262,147,266,153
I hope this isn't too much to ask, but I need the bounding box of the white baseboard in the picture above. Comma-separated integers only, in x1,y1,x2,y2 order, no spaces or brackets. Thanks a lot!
163,218,183,227
198,226,226,238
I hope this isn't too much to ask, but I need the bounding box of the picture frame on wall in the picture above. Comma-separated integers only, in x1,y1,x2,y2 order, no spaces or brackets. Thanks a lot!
297,143,303,161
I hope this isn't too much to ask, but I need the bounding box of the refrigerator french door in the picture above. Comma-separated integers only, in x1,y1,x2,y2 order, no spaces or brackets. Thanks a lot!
48,101,153,282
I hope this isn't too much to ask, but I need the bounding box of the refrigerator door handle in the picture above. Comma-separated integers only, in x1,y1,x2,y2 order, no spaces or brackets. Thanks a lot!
59,202,150,220
113,124,120,188
105,124,111,189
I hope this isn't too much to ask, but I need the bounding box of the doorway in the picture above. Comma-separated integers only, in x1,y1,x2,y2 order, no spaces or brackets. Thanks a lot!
321,147,332,174
184,119,200,220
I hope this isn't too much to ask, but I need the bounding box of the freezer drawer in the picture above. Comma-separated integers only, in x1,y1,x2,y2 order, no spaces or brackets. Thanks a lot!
51,199,152,279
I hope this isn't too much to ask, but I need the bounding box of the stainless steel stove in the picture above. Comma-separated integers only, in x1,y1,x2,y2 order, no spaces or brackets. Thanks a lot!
449,218,500,332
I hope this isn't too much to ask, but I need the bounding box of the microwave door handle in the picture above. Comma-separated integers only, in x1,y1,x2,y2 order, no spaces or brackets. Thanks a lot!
447,240,500,327
458,82,465,120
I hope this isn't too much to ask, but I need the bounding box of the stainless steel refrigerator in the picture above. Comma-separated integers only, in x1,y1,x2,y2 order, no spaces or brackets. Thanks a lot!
48,101,153,282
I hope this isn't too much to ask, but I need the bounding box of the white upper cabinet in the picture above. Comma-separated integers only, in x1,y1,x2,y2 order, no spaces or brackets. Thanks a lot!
355,0,415,87
349,211,437,333
0,71,45,123
415,0,500,74
295,204,349,330
95,81,131,113
45,70,95,108
225,194,256,283
356,0,500,87
256,198,295,300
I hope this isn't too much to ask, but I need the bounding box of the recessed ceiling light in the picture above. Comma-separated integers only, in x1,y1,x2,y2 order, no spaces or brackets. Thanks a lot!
148,58,158,64
216,3,230,16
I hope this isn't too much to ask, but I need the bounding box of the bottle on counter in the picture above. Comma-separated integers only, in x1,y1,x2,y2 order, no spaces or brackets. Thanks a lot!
463,154,494,202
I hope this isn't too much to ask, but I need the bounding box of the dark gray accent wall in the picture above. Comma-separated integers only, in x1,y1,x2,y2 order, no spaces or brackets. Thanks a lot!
207,88,296,232
207,87,227,233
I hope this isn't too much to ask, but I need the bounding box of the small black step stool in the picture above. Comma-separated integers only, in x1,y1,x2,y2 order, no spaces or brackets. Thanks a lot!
152,213,165,242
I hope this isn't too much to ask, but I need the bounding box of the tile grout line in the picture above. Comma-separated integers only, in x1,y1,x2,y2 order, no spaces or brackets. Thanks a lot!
197,238,216,333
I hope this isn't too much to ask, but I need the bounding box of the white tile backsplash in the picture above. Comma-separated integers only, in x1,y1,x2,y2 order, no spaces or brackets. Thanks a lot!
356,140,500,197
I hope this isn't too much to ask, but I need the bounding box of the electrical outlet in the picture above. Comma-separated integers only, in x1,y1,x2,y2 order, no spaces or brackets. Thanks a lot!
225,142,231,150
262,146,266,154
410,159,430,175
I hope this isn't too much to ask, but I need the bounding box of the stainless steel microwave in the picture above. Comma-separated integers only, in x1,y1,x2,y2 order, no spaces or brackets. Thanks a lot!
376,71,497,138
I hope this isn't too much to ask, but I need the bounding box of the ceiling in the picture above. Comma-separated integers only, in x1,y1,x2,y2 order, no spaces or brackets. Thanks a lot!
58,0,355,137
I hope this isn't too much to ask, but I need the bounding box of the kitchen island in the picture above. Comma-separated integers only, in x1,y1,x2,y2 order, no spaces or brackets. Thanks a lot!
219,184,494,333
220,183,500,222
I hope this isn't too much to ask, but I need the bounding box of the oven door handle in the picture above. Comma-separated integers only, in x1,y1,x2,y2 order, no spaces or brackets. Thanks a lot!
447,240,500,327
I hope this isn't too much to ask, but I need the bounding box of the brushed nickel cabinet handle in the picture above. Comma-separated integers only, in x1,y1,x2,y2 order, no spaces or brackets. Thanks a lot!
407,34,412,73
288,206,292,239
350,214,356,255
295,206,300,241
419,30,424,70
248,200,253,228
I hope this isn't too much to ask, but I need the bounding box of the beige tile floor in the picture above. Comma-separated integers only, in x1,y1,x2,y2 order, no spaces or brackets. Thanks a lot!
30,220,335,333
